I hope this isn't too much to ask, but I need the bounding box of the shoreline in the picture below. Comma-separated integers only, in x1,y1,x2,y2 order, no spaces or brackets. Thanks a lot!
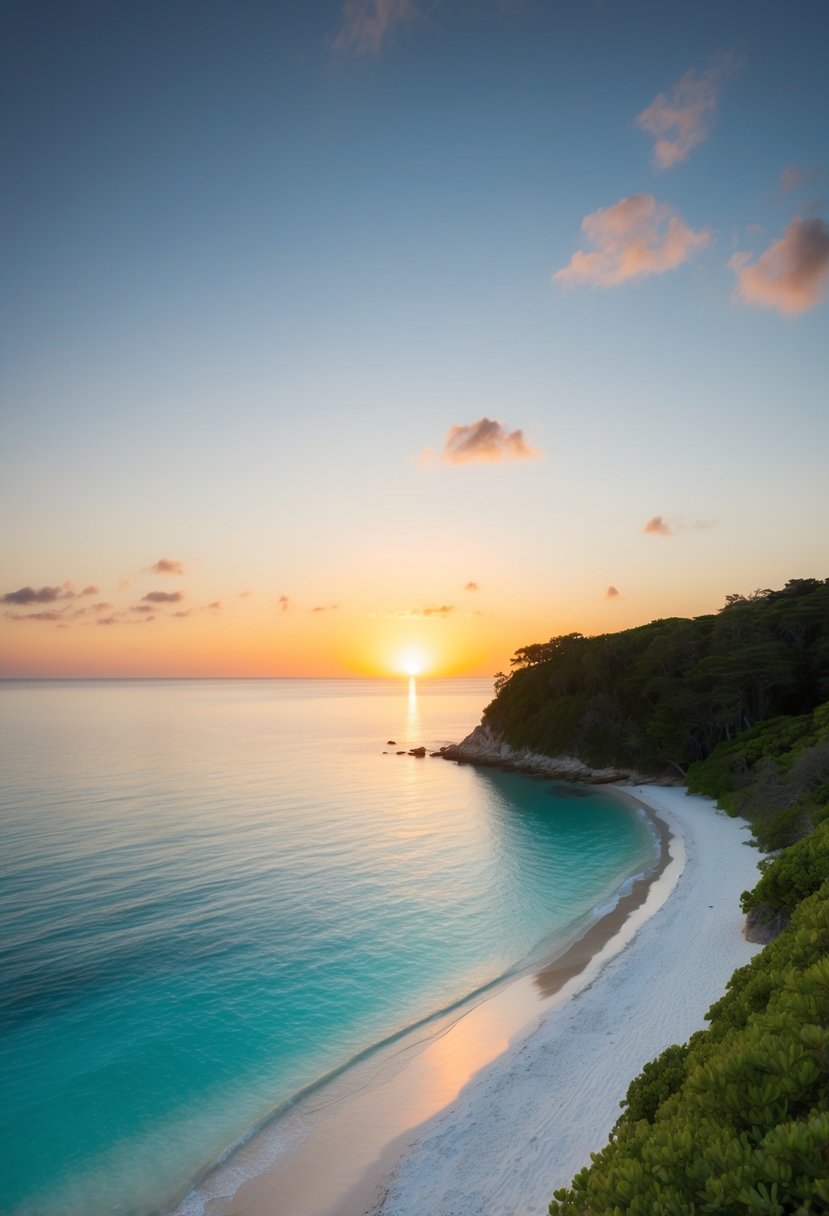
361,784,761,1216
178,785,678,1216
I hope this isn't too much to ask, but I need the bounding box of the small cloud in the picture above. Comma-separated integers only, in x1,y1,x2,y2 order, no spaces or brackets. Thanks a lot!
606,585,620,599
435,417,541,465
311,603,340,613
204,601,222,611
5,609,64,622
173,610,191,619
92,602,113,612
115,577,132,592
147,558,185,575
278,595,291,612
98,616,120,626
644,515,672,536
643,515,716,537
78,584,100,597
1,584,75,605
779,163,825,195
397,605,455,618
729,216,829,316
636,64,724,170
238,590,253,599
130,605,155,614
554,194,709,288
142,590,185,603
332,0,417,57
464,581,480,592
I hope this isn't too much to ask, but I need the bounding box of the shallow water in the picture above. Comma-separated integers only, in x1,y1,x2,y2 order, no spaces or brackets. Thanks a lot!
0,678,654,1216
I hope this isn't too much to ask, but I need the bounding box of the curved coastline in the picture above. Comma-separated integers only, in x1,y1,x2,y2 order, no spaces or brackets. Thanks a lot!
358,783,762,1216
179,783,677,1216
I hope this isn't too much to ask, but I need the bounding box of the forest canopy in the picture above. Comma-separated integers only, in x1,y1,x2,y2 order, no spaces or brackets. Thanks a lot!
486,579,829,778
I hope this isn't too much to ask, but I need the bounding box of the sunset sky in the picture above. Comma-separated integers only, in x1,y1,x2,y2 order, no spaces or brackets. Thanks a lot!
2,0,828,678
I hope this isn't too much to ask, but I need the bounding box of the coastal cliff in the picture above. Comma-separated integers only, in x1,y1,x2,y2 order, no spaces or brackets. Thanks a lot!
440,722,659,784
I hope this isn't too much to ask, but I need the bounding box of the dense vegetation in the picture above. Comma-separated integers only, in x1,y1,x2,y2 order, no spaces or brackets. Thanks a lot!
549,884,829,1216
477,579,829,1213
542,690,826,1211
486,579,829,778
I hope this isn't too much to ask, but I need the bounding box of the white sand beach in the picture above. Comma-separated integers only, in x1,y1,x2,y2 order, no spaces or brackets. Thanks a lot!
193,784,761,1216
363,785,762,1216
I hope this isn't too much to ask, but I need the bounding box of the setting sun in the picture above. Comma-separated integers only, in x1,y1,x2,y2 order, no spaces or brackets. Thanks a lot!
398,649,429,677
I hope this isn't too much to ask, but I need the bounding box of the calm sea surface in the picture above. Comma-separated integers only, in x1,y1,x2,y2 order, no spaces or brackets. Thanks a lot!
0,679,655,1216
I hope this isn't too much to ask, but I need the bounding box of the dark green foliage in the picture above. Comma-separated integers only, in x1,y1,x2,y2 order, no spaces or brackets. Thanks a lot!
510,580,829,1215
485,579,829,778
687,702,829,850
549,884,829,1216
742,820,829,920
616,1043,690,1126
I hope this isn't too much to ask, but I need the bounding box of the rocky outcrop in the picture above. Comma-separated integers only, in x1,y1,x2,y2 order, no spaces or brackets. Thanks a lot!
743,905,790,944
439,722,663,785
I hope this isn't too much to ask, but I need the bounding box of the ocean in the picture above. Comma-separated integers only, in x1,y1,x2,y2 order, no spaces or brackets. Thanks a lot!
0,678,656,1216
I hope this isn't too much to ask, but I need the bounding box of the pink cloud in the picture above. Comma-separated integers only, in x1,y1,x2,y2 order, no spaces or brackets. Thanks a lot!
554,195,709,288
2,585,64,605
464,581,480,592
147,558,185,575
333,0,417,56
779,163,825,195
729,217,829,316
644,515,672,536
636,66,722,169
278,595,291,612
5,609,64,622
606,585,620,599
439,417,541,465
142,590,185,603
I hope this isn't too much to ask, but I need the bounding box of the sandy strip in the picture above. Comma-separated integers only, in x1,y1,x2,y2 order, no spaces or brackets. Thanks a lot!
359,785,762,1216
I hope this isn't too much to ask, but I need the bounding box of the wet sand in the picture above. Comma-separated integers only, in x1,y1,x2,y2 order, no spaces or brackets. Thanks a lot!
178,789,674,1216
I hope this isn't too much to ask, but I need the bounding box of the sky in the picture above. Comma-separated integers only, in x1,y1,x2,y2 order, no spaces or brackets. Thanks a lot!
1,0,828,678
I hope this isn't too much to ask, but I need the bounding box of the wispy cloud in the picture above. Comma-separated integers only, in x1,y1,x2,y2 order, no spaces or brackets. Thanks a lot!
430,417,541,465
644,515,716,537
729,216,829,316
554,194,709,287
779,163,825,195
204,601,222,612
644,515,672,536
606,585,620,599
4,609,64,622
376,605,454,617
147,558,185,575
333,0,417,56
636,61,730,169
142,590,185,603
464,581,480,592
79,584,100,597
130,605,155,614
311,603,340,613
278,595,291,612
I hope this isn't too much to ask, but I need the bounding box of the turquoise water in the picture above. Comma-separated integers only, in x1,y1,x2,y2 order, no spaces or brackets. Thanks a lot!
0,679,654,1216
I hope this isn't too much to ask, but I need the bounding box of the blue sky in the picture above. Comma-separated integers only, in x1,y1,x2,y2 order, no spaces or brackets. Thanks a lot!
1,0,828,675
